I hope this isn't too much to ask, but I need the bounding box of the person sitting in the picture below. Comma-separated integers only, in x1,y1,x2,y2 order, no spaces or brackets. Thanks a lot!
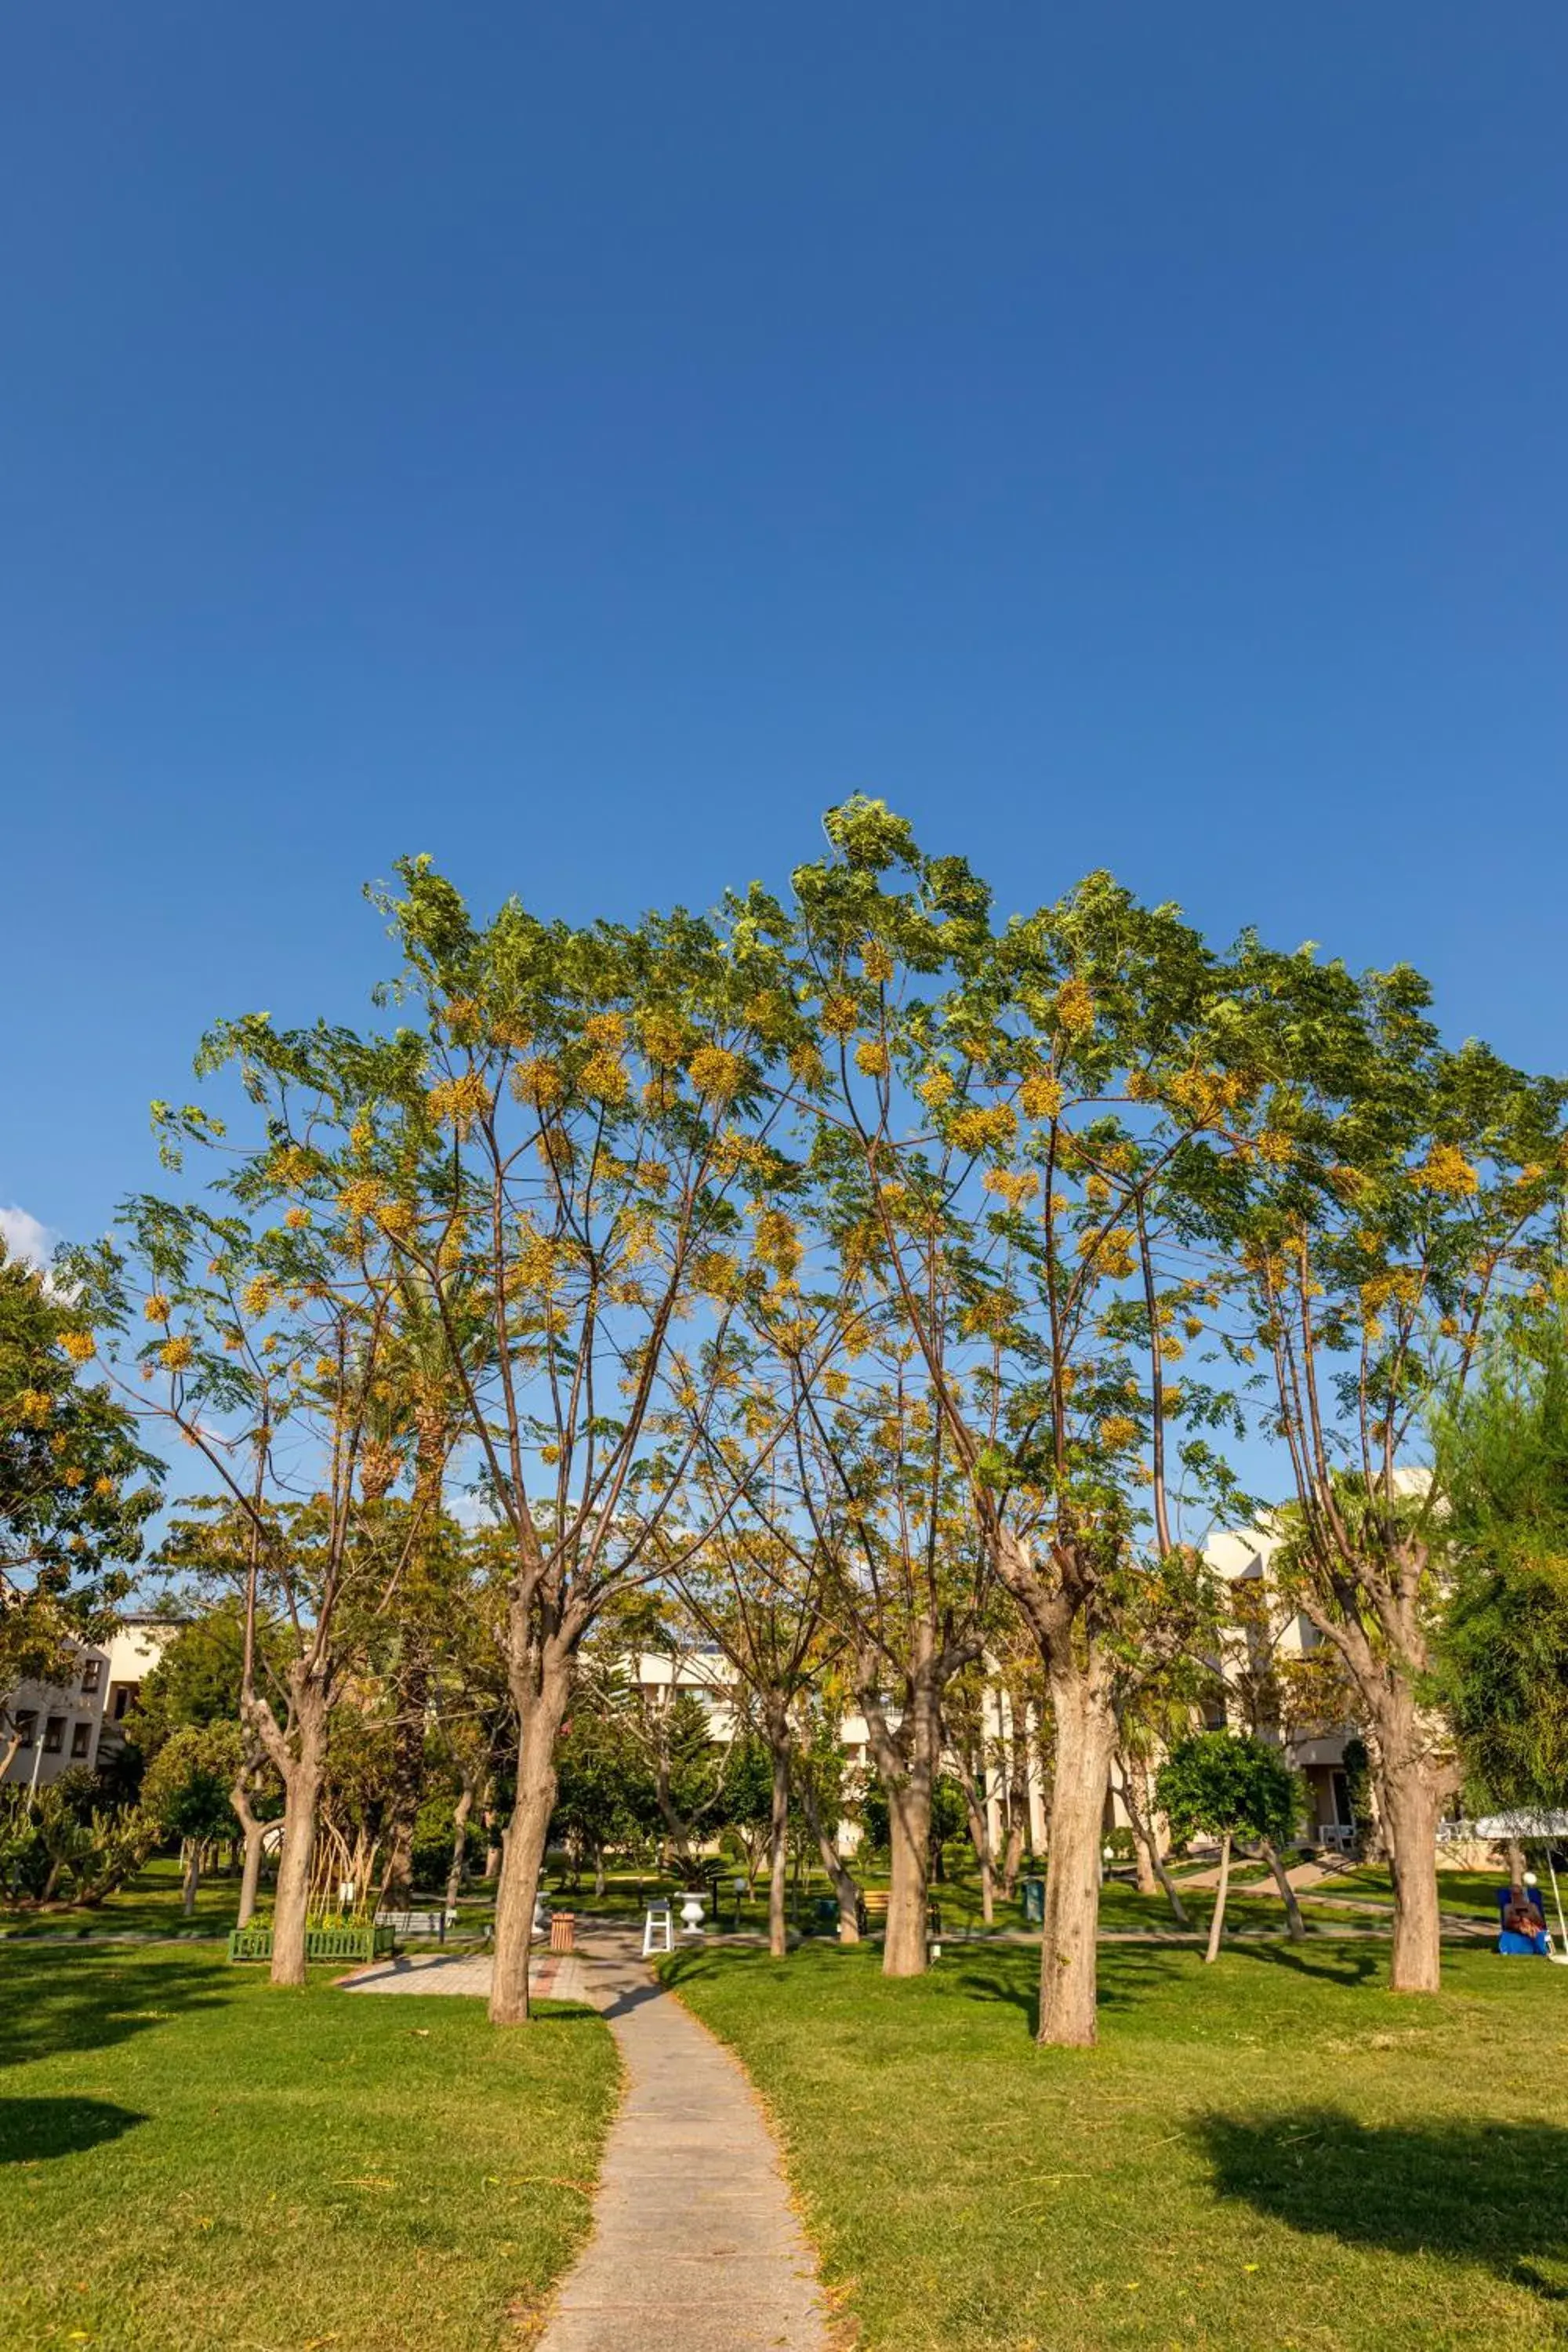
1498,1903,1552,1957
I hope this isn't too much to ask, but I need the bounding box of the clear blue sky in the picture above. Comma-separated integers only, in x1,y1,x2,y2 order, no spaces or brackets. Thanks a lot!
5,5,1566,1261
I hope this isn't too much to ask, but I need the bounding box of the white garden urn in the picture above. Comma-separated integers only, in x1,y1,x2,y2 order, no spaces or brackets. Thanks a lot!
679,1890,706,1934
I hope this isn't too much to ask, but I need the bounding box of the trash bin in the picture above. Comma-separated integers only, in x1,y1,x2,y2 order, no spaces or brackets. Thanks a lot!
1021,1875,1045,1926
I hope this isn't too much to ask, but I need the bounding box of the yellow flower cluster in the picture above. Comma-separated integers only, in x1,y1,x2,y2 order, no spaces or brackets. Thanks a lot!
427,1072,492,1132
1256,1130,1294,1167
916,1065,955,1109
60,1330,96,1364
1018,1072,1064,1121
854,1040,891,1080
62,1465,85,1488
689,1249,742,1301
240,1276,274,1319
637,1009,689,1067
1168,1067,1248,1129
271,1145,314,1190
861,938,895,984
688,1044,745,1103
159,1336,195,1373
1054,976,1096,1038
94,1475,117,1499
982,1169,1039,1209
143,1294,171,1324
513,1055,564,1109
819,994,860,1040
753,1208,801,1277
1414,1143,1479,1197
789,1041,827,1089
581,1049,630,1104
285,1206,311,1230
1079,1228,1136,1280
16,1388,53,1422
583,1011,626,1051
440,997,483,1040
377,1199,416,1241
1097,1414,1139,1450
949,1104,1018,1156
337,1177,385,1221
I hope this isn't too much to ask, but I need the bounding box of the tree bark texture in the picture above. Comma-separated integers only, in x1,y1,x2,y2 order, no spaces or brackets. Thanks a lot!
768,1741,790,1959
488,1660,571,2027
1036,1668,1116,2046
1205,1830,1231,1964
1260,1836,1305,1940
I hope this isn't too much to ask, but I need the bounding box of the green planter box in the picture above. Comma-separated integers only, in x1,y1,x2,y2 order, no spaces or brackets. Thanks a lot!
227,1922,396,1965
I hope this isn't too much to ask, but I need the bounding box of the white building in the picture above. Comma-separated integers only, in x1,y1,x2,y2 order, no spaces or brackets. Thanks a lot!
2,1617,181,1791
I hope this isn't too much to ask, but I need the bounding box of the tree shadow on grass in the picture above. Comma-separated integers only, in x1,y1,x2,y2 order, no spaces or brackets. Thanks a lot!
0,1951,229,2071
1224,1940,1382,1987
1195,2106,1568,2307
0,2095,148,2163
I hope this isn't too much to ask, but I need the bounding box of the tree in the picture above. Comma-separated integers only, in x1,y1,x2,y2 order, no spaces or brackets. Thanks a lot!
141,1722,241,1913
1204,944,1566,1992
0,1238,160,1771
551,1699,656,1892
261,856,846,2024
786,800,1240,2039
1157,1730,1301,1962
1435,1298,1568,1819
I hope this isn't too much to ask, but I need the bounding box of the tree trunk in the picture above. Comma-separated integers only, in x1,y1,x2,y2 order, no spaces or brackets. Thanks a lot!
956,1758,996,1926
767,1740,790,1961
1260,1836,1305,1940
1036,1668,1116,2047
1381,1760,1443,1994
230,1774,266,1930
593,1841,606,1900
181,1841,200,1917
269,1682,328,1989
884,1780,933,1976
1205,1830,1231,1963
445,1779,476,1913
1118,1755,1189,1926
798,1774,860,1942
1508,1838,1526,1899
489,1663,571,2027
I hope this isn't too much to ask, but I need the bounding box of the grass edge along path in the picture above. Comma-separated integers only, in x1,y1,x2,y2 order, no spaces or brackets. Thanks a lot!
0,1942,620,2352
661,1936,1568,2352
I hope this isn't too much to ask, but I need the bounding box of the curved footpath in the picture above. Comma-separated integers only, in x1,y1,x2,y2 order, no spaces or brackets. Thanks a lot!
535,1921,829,2352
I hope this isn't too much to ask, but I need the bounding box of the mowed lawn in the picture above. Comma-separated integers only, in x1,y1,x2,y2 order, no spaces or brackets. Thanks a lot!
0,1945,619,2352
664,1937,1568,2352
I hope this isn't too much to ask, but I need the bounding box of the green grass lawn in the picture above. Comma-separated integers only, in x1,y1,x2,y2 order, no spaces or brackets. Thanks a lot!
662,1935,1568,2351
0,1856,244,1942
0,1943,619,2352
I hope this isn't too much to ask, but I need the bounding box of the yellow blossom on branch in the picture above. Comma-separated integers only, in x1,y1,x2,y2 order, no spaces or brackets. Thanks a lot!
949,1104,1018,1156
916,1065,955,1109
688,1044,745,1103
158,1337,195,1373
143,1294,172,1324
819,994,860,1040
1414,1143,1479,1197
240,1276,274,1319
1019,1072,1064,1120
854,1040,891,1080
60,1331,96,1364
1098,1414,1139,1450
426,1072,492,1133
860,938,895,984
1054,976,1096,1038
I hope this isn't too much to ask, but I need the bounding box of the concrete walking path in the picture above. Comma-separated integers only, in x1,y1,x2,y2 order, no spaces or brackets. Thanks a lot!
536,1922,830,2352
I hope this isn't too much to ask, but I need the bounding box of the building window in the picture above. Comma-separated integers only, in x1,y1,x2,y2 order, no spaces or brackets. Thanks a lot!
81,1659,103,1694
71,1722,92,1759
15,1711,37,1750
111,1686,132,1722
43,1716,66,1755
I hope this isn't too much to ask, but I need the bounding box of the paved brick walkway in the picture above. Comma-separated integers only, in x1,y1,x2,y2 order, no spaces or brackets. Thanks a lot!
340,1947,586,2001
536,1922,829,2352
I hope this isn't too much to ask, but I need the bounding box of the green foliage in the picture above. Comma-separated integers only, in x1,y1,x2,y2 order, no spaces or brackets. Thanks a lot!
1434,1301,1568,1809
140,1722,241,1846
1157,1730,1301,1849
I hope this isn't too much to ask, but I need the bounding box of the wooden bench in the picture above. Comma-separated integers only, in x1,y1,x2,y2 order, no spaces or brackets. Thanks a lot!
855,1891,942,1937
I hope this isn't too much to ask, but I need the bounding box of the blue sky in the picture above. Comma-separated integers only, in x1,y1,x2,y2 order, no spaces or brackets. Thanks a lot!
4,4,1566,1269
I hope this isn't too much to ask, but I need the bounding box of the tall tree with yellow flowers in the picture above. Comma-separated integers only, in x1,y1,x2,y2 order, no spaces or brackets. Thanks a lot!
785,800,1244,2042
250,859,851,2024
1194,946,1568,1992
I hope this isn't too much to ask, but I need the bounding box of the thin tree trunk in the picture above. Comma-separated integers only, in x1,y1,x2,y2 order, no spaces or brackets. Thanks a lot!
230,1773,267,1930
1204,1830,1231,1963
445,1779,475,1913
955,1756,996,1926
1119,1754,1189,1926
593,1841,606,1899
1508,1838,1526,1899
181,1841,200,1917
1260,1835,1305,1940
767,1740,790,1960
798,1774,860,1942
1036,1669,1116,2047
489,1664,571,2027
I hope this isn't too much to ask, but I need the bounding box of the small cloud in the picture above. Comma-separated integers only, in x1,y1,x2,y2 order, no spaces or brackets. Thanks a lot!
0,1205,56,1271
